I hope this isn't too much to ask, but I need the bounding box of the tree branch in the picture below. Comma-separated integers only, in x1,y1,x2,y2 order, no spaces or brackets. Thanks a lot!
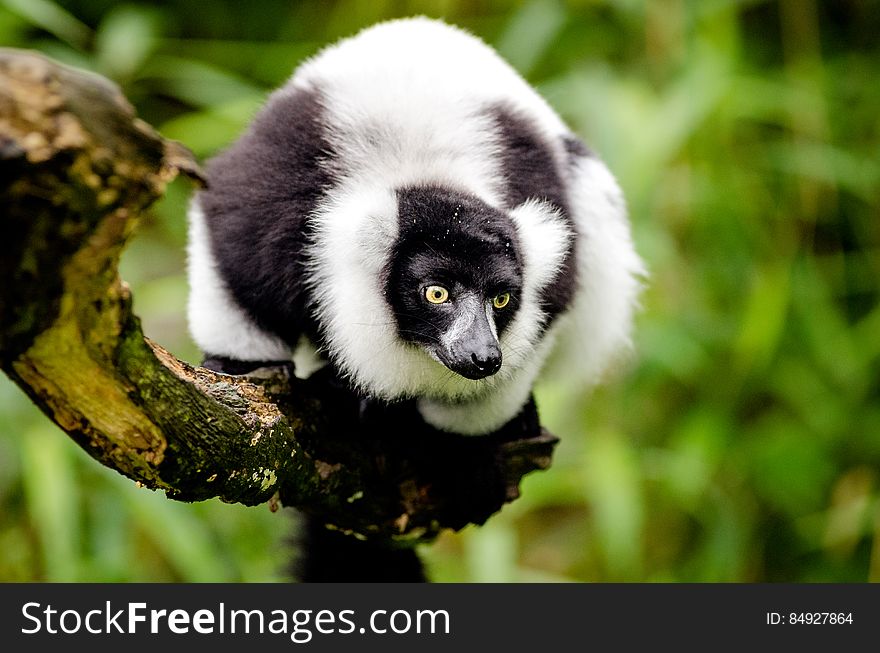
0,49,557,546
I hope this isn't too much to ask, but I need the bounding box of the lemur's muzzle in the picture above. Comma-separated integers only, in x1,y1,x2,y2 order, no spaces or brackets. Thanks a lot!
433,295,502,380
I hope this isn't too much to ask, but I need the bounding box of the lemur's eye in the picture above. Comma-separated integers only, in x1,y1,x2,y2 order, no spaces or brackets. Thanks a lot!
425,285,449,304
492,292,511,309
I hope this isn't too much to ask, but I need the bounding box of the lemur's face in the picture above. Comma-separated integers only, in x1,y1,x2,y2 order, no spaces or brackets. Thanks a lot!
388,188,522,380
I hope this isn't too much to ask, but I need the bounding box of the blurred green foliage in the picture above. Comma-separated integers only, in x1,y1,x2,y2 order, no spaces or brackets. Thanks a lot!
1,0,878,582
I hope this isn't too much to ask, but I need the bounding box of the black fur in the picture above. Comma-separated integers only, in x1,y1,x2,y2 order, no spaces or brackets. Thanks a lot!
199,85,335,349
295,515,426,582
202,354,291,376
563,134,594,162
487,103,578,320
389,186,523,347
290,381,544,582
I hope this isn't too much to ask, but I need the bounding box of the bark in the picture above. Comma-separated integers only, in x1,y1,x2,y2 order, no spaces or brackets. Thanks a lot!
0,49,557,546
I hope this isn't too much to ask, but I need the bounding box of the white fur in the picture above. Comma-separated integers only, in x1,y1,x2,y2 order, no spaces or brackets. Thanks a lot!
187,198,291,361
291,16,569,203
541,157,647,388
292,336,327,379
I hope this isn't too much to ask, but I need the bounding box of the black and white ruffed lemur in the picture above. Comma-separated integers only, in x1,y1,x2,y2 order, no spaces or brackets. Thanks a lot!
186,17,645,581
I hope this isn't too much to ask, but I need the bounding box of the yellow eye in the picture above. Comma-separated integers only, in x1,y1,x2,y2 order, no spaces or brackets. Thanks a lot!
425,285,449,304
493,292,510,309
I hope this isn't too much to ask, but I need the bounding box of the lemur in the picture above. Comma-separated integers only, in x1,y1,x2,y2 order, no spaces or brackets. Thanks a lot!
187,17,644,581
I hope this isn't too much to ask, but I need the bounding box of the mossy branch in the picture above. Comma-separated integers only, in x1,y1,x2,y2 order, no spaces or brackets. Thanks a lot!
0,49,557,545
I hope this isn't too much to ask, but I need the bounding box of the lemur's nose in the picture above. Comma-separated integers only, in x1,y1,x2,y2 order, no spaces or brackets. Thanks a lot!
471,349,502,376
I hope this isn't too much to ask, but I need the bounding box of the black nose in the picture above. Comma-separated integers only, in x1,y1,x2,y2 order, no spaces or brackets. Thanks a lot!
471,350,502,376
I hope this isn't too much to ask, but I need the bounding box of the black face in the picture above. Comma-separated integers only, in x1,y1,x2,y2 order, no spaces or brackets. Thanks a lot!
387,186,523,380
